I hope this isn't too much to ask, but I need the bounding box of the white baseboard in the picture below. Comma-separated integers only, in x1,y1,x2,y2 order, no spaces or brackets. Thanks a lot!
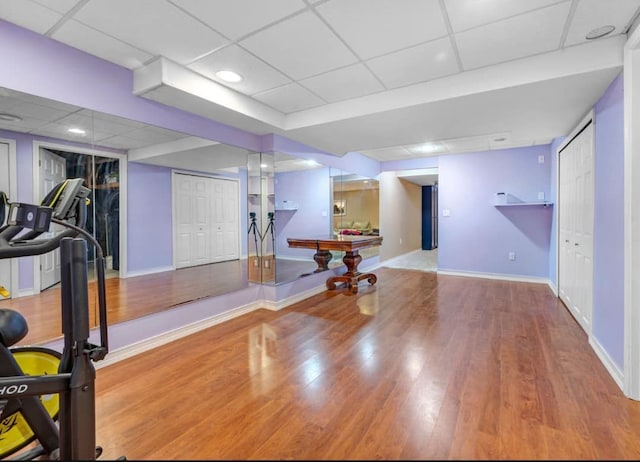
436,269,550,285
95,301,263,369
125,265,175,278
271,285,331,311
590,335,624,392
95,281,332,368
17,289,35,298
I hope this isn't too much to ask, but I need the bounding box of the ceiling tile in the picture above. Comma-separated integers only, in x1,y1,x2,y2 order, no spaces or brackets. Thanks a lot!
73,0,228,64
239,10,358,80
441,135,490,153
444,0,567,33
299,64,384,103
171,0,306,40
366,37,459,89
188,45,291,95
316,0,447,60
7,101,72,123
359,146,412,161
253,83,325,113
0,0,62,34
31,0,84,14
455,2,571,70
52,19,154,70
564,0,640,46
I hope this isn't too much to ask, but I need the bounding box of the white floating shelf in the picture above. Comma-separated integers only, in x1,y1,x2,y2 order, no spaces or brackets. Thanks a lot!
494,192,553,207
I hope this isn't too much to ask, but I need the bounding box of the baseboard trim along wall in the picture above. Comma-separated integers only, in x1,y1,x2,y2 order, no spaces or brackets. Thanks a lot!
590,335,624,392
94,281,333,368
436,269,550,285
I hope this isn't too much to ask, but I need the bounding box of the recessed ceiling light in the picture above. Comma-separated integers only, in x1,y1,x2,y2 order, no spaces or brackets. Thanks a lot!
409,142,445,154
67,127,86,135
215,70,243,83
586,25,615,40
0,113,23,122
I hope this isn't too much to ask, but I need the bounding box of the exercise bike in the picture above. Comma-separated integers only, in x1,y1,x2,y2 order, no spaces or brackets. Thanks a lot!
0,178,113,460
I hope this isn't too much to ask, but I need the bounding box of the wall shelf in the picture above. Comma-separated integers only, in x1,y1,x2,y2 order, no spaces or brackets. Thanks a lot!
494,192,552,208
494,201,553,207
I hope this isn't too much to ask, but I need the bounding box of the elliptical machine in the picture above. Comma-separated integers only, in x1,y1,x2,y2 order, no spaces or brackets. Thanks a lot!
0,178,112,460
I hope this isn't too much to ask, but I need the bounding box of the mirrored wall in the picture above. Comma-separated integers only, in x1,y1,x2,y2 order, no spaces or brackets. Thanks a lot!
0,86,382,348
247,158,380,285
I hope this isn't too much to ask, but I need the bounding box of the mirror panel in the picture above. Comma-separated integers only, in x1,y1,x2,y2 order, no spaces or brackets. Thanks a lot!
331,167,380,263
0,86,252,346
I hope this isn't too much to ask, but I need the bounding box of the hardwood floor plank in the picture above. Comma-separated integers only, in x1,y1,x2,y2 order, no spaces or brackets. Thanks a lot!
88,268,640,460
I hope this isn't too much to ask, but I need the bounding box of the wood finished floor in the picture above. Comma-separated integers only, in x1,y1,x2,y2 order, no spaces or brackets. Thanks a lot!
2,260,250,345
94,267,640,460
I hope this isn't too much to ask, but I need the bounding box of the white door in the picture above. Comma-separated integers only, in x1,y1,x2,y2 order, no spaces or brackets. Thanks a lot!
558,120,594,333
211,178,239,262
0,142,10,300
175,173,210,268
174,173,239,268
39,149,67,290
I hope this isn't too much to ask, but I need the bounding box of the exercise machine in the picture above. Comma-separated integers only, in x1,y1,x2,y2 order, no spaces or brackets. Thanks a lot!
0,178,113,460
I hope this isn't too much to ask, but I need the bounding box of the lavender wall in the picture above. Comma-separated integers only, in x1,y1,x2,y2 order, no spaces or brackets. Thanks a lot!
593,73,625,369
127,162,173,273
274,167,332,259
438,145,552,278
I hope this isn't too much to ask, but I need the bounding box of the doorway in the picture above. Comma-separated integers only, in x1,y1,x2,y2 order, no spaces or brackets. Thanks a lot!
558,112,594,334
35,143,123,292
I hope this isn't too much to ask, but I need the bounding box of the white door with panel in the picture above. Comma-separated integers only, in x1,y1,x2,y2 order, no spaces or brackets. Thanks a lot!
174,173,239,269
39,149,67,290
558,119,594,333
0,142,10,299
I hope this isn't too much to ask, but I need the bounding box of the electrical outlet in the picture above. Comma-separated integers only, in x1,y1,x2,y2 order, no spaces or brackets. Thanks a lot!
442,209,451,217
509,252,516,261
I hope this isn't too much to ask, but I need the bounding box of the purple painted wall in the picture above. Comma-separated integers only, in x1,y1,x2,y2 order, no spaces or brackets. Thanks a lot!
593,73,625,369
438,145,552,278
0,19,260,152
274,167,332,259
127,162,173,272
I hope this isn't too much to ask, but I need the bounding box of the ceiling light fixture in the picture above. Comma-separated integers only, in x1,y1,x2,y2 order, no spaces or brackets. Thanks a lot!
215,70,243,83
411,143,444,154
0,113,23,122
67,127,86,135
586,25,615,40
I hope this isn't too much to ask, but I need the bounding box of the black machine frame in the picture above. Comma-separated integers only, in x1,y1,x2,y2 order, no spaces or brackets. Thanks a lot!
0,178,111,460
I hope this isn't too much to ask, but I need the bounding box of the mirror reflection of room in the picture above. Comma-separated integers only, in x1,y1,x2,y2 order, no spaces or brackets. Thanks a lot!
0,87,253,346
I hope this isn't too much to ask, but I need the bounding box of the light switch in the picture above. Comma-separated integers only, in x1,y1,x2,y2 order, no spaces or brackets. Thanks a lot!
442,209,451,217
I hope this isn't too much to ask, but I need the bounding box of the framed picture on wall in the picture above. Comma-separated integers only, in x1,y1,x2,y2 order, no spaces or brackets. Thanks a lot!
333,200,346,216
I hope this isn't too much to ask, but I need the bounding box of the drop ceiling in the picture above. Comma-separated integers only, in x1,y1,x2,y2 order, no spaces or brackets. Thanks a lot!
0,0,639,162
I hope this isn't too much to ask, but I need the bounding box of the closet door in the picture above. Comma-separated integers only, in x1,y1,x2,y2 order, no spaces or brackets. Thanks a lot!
174,173,240,269
558,119,594,333
175,173,210,269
